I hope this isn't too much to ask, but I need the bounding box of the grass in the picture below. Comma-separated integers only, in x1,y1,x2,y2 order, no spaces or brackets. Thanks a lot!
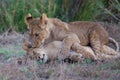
0,0,120,33
0,33,25,60
0,46,120,80
0,76,7,80
0,46,25,60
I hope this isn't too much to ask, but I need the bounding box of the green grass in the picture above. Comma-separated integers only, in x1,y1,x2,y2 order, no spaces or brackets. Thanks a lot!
0,46,25,60
0,0,119,33
0,76,7,80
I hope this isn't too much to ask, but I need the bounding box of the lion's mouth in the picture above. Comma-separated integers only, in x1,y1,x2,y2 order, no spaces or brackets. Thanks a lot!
41,54,48,63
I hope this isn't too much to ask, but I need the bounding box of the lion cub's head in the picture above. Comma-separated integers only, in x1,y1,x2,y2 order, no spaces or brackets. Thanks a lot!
28,48,48,63
25,13,49,48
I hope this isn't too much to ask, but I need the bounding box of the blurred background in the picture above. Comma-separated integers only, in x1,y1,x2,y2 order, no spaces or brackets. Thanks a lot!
0,0,120,33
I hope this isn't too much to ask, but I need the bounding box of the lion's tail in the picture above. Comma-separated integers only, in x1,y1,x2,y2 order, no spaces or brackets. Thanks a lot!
109,37,119,52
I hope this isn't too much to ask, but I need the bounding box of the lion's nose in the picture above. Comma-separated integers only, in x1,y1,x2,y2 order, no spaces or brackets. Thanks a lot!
28,44,32,48
41,58,44,61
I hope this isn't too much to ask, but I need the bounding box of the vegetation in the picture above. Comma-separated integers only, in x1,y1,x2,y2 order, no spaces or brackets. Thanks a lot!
0,0,120,32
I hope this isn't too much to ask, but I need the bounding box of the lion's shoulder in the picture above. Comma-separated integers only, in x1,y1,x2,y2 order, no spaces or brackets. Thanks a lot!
49,18,69,30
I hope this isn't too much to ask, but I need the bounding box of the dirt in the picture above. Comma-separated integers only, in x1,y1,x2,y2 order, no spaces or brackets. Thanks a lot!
0,23,120,80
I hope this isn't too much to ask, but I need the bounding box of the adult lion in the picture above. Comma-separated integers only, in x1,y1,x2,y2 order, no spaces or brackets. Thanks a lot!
24,13,119,60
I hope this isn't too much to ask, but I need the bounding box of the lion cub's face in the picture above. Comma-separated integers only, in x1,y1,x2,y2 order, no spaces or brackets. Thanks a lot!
25,13,49,48
30,48,48,63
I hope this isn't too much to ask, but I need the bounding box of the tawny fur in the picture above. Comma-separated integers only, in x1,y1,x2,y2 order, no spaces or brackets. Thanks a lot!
24,13,119,60
23,38,120,62
25,41,85,63
22,32,84,62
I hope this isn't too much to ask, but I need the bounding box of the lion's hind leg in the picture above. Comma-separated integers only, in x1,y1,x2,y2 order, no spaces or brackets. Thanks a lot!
89,30,108,60
102,45,118,55
100,45,120,59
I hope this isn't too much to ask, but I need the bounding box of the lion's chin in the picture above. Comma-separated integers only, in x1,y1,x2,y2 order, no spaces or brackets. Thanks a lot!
41,54,48,63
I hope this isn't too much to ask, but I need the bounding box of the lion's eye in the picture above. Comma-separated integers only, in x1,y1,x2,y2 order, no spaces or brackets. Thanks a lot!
35,33,39,37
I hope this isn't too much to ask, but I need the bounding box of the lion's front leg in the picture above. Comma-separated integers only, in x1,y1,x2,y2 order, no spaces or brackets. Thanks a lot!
22,39,32,51
60,33,80,59
71,42,97,60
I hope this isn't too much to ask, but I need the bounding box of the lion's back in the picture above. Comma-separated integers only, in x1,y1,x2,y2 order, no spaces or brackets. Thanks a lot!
68,21,109,45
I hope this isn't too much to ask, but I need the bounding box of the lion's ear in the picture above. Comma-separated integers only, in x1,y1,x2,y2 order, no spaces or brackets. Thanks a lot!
25,13,33,25
40,13,48,25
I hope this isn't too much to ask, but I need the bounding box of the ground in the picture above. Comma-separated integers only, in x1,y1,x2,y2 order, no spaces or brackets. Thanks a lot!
0,23,120,80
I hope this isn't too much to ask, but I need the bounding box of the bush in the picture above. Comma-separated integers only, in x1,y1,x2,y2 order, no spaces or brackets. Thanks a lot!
0,0,119,32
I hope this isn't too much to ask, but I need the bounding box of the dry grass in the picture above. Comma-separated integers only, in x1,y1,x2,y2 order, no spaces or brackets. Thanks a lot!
0,57,120,80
